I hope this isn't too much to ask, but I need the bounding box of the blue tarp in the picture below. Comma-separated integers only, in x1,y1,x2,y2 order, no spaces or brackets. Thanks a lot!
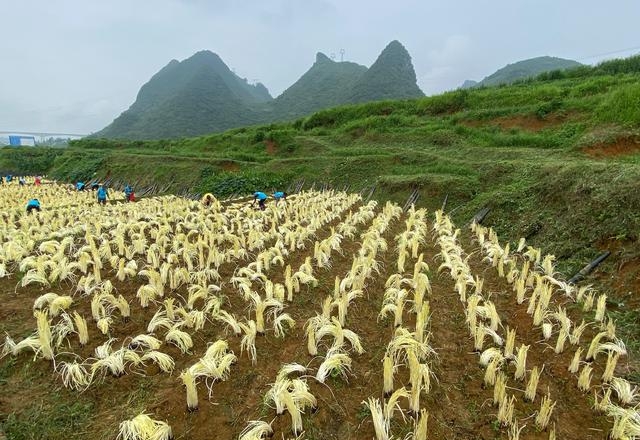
9,136,36,146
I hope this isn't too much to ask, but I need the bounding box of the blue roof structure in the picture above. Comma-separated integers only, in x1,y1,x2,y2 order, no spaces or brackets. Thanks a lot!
8,135,36,146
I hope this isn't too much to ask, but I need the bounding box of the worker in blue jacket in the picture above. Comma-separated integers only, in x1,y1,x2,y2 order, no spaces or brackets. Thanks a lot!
273,191,287,206
252,191,268,211
97,185,108,205
76,181,85,191
124,184,134,202
26,198,41,213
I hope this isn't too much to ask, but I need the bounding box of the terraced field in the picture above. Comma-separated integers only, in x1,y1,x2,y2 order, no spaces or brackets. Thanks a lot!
0,181,637,439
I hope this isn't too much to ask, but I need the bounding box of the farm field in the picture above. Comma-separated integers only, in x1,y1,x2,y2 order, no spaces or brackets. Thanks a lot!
0,182,638,440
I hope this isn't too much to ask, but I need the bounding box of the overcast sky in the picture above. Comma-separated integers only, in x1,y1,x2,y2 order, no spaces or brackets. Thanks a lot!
1,0,639,134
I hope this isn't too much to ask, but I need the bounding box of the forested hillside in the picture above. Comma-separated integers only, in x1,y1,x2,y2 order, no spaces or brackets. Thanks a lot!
94,41,424,139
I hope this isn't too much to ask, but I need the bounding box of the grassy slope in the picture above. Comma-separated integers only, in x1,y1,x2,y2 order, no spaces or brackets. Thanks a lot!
3,59,640,280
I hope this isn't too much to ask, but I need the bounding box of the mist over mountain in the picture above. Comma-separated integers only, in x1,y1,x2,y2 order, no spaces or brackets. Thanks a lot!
459,80,478,89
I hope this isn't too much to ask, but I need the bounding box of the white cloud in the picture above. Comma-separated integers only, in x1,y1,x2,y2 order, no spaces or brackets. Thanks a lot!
417,35,474,94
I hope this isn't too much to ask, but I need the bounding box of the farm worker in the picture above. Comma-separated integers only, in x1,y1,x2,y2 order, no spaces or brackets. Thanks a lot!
6,175,12,183
252,191,268,211
273,191,287,205
76,181,85,191
124,184,134,202
97,185,108,205
26,198,41,213
91,182,99,191
34,176,41,186
19,177,26,186
202,193,215,207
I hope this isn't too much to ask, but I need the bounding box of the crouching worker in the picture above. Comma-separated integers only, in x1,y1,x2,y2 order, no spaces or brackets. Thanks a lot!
201,193,216,208
97,185,108,205
273,191,287,206
26,198,41,213
252,191,268,211
124,184,135,202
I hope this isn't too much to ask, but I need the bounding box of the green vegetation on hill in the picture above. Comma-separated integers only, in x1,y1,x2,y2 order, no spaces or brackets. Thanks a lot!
4,55,640,283
347,40,424,103
95,41,424,140
95,51,273,139
273,53,367,120
468,56,582,87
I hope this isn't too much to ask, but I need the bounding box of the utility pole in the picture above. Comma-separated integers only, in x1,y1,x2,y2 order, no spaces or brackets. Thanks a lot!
340,49,345,62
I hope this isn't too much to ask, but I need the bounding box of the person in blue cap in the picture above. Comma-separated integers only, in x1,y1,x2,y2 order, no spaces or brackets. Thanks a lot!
97,184,108,205
273,191,287,206
76,181,85,191
252,191,268,211
26,198,41,213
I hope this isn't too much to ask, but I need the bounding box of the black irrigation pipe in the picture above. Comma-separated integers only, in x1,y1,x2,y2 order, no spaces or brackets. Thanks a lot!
569,251,611,284
470,206,491,225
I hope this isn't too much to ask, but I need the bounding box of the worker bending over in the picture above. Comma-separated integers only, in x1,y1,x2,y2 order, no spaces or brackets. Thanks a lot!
273,191,287,206
124,184,135,202
97,185,108,205
252,191,268,211
202,193,216,207
26,198,41,213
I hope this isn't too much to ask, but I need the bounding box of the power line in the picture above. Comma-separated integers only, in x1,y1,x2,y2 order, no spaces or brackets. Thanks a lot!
575,45,640,62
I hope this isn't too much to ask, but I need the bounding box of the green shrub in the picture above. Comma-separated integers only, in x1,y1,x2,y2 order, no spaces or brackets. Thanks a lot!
535,99,563,119
417,89,469,115
253,131,265,142
197,170,294,197
596,83,640,126
0,148,64,174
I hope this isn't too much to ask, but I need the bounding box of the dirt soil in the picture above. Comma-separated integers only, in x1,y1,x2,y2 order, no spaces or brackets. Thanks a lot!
220,161,240,172
265,140,277,155
460,113,572,132
583,136,640,158
0,206,628,440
